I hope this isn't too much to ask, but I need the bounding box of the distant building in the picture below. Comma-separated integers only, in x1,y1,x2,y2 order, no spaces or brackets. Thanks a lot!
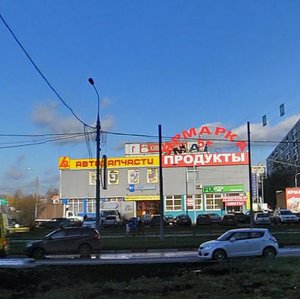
267,119,300,177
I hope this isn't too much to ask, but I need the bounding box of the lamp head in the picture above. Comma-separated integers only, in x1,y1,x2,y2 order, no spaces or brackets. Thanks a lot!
88,78,94,85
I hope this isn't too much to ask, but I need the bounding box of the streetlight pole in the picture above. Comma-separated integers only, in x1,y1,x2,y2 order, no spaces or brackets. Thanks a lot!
247,121,254,228
88,77,101,232
295,173,300,187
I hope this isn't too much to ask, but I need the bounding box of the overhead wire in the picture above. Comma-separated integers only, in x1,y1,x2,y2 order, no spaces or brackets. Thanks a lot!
0,13,93,129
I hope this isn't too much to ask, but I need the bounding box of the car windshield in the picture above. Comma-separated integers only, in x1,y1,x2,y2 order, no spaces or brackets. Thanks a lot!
84,218,96,222
257,214,268,218
281,210,293,215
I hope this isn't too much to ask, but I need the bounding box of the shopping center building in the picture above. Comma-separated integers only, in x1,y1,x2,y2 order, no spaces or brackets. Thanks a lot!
59,125,251,223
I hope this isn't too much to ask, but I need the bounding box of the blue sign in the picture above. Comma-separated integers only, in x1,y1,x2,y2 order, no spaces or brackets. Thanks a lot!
128,184,135,192
61,198,69,205
251,173,258,199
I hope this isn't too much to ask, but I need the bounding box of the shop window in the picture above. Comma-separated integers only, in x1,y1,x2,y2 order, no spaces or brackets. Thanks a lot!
205,194,222,210
195,194,203,210
106,197,124,202
186,194,202,210
87,199,95,213
68,199,84,215
165,195,182,211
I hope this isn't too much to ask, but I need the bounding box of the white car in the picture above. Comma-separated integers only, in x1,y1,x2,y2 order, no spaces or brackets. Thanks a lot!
198,228,278,261
82,218,97,228
102,215,121,227
272,209,299,224
254,213,271,225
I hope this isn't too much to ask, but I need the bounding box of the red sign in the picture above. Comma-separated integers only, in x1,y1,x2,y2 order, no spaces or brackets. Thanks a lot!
162,126,247,154
225,201,245,206
286,188,300,212
222,195,247,202
163,152,248,167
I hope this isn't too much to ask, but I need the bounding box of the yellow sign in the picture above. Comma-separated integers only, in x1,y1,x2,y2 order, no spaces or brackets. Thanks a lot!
125,195,160,201
59,156,160,170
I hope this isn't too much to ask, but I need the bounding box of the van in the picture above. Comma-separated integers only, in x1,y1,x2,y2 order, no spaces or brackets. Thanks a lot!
0,213,9,256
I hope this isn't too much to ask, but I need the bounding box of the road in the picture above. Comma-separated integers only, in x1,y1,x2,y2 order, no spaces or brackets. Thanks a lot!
1,247,300,268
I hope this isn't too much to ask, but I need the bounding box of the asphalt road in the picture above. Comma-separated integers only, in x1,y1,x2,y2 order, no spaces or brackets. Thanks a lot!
1,247,300,268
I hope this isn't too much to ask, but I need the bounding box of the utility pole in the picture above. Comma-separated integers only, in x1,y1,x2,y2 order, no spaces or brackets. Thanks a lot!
158,125,164,240
247,122,254,227
88,78,101,232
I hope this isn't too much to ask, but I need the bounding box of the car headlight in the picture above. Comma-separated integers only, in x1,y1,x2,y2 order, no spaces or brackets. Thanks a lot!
199,244,215,250
26,243,33,248
203,245,213,250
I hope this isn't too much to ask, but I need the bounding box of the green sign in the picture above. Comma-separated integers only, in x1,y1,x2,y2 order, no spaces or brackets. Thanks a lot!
0,198,7,205
203,184,244,193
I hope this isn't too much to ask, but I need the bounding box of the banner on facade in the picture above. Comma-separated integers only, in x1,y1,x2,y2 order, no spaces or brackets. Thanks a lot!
125,195,160,201
286,188,300,213
203,184,244,193
59,152,248,170
222,195,247,202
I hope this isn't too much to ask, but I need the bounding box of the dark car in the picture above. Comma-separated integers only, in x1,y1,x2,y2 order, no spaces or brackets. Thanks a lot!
25,227,101,259
196,214,213,225
39,218,81,229
233,212,250,224
207,213,222,224
150,215,168,227
175,214,192,226
221,214,238,226
165,215,175,226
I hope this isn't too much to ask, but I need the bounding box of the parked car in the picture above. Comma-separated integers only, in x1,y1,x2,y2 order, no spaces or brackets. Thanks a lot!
233,212,250,224
207,213,222,224
0,214,9,257
150,215,168,227
221,214,237,226
25,227,101,259
254,213,271,225
165,215,175,226
39,218,81,229
140,214,152,225
294,212,300,223
175,214,192,226
198,228,278,261
272,209,299,224
82,217,97,228
196,214,213,225
102,215,122,227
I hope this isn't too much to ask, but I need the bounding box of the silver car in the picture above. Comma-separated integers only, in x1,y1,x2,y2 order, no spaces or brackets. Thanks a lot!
198,228,278,261
254,213,271,225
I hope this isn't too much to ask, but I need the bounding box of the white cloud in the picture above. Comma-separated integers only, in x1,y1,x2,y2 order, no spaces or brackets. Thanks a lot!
232,115,300,143
32,102,115,144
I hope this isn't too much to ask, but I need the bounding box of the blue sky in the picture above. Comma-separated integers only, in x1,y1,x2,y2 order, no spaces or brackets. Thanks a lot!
1,0,300,195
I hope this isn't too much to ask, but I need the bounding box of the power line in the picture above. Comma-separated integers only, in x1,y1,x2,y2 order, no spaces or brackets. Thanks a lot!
0,134,92,149
0,13,92,129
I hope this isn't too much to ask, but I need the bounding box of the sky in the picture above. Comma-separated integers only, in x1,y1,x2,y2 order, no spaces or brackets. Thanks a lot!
1,0,300,195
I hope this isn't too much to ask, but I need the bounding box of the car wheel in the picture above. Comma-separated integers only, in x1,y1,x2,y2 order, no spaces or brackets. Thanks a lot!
78,243,92,258
212,249,227,261
31,248,45,260
262,247,276,258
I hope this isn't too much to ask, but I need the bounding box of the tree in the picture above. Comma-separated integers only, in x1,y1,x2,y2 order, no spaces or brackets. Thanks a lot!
10,191,37,227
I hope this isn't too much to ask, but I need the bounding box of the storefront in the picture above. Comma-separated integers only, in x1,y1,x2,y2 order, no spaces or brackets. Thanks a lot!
59,124,251,223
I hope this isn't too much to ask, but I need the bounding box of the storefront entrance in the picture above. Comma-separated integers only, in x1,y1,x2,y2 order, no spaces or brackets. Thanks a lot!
136,201,160,217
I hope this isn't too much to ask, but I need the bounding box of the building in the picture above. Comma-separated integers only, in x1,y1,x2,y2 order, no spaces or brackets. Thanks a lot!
59,125,253,224
267,119,300,178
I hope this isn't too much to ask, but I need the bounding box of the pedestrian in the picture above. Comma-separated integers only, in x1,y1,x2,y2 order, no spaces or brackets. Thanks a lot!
137,217,144,234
